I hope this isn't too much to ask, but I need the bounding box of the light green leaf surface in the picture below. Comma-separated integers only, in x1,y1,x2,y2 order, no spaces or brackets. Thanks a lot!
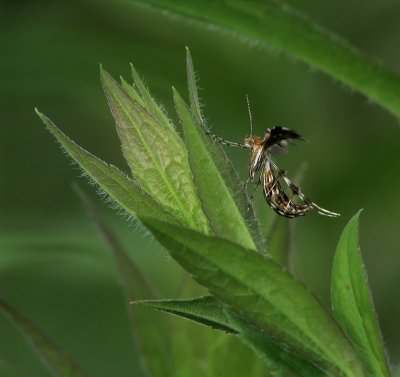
173,87,258,250
36,109,177,226
74,185,171,377
331,212,390,377
184,48,266,252
135,296,236,334
129,63,174,131
100,67,211,233
0,299,89,377
131,0,400,119
142,218,365,377
120,76,145,107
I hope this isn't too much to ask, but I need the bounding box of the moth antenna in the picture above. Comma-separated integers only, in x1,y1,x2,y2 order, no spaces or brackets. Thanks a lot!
246,94,253,138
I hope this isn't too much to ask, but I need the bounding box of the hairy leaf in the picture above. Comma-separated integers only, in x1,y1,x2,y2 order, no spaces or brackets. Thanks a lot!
174,87,259,250
332,212,390,377
36,109,177,225
184,49,266,252
100,67,211,233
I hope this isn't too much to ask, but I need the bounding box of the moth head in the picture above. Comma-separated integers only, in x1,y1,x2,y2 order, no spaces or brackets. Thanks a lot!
244,136,259,148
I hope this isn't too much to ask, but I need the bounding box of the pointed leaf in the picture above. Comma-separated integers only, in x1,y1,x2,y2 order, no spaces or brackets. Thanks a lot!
74,185,172,377
136,296,316,377
0,298,89,377
100,67,210,233
130,63,173,131
331,211,390,377
185,47,203,125
142,218,365,377
173,88,260,250
135,296,236,334
36,109,177,226
183,51,266,253
120,76,145,107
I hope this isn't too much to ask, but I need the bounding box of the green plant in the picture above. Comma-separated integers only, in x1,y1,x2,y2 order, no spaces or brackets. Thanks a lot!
1,47,393,377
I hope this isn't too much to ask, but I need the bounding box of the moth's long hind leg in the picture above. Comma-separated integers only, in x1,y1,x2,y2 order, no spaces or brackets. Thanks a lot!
280,175,340,217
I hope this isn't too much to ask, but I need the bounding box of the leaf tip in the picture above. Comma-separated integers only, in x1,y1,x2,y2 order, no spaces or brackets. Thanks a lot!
351,208,364,223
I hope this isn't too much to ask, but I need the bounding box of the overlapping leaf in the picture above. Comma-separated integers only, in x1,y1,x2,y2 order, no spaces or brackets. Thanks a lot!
141,218,365,377
36,109,178,226
183,49,265,252
174,88,258,250
135,295,321,377
100,68,210,233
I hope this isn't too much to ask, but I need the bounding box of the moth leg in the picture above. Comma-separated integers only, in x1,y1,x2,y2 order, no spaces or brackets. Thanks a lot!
241,176,251,193
283,195,293,216
280,175,340,217
247,176,262,211
205,130,249,149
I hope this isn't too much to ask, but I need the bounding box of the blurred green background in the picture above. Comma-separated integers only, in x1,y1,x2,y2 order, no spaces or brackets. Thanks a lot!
1,0,400,375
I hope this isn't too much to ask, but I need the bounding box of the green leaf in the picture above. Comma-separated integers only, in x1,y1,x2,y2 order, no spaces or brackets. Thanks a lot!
35,109,178,226
129,63,174,131
142,218,365,377
173,87,260,251
227,312,323,377
136,296,319,377
100,67,211,233
73,185,172,377
131,0,400,119
0,298,89,377
135,296,236,334
185,47,204,125
184,49,266,253
120,76,145,107
331,211,390,377
394,365,400,377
